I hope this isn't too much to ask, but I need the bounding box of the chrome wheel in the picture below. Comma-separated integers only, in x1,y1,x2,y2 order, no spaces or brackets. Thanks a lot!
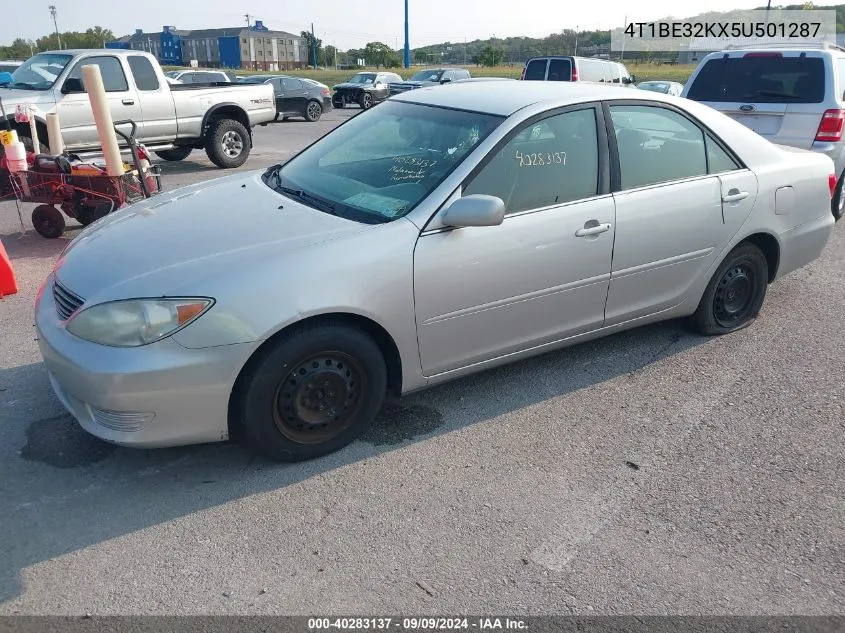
221,130,243,159
273,352,366,445
306,101,322,121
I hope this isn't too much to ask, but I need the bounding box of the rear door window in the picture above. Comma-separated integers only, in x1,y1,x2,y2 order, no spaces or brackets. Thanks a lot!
282,78,302,91
547,58,571,81
524,59,548,80
686,56,825,103
127,55,159,91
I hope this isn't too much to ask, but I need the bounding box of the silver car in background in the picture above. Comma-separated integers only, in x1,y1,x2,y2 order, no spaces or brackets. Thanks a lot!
682,43,845,220
36,82,836,462
637,80,684,96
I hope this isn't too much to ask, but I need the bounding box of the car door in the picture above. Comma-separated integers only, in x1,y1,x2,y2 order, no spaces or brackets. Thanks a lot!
281,77,307,115
125,54,176,144
57,55,143,149
268,78,284,112
413,105,616,376
605,102,758,325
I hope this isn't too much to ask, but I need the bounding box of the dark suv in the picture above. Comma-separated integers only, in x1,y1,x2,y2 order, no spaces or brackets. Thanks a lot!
332,71,403,109
388,68,471,95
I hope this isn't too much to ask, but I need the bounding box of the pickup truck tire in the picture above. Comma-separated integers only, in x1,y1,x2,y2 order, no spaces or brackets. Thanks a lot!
205,119,250,168
155,147,193,162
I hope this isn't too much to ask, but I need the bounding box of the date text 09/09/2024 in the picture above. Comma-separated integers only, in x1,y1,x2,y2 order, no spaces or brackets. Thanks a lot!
623,21,822,39
308,618,528,631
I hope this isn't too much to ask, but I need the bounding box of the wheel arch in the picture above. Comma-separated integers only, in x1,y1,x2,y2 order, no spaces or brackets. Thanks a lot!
227,312,404,437
738,231,780,283
4,115,49,149
201,103,251,138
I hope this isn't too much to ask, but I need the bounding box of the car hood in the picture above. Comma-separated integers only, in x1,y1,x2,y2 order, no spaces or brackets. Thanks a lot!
54,171,374,301
333,82,372,90
0,86,54,107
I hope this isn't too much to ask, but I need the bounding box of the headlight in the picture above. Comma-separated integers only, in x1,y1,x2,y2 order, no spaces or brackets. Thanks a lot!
66,298,213,347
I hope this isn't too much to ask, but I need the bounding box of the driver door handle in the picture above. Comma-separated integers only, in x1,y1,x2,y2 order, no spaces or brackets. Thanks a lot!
575,222,612,237
122,99,135,105
723,188,749,203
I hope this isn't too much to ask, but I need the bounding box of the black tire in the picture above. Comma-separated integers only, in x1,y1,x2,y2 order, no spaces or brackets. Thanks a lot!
282,116,291,122
832,173,845,221
236,324,387,462
73,202,111,227
690,243,768,336
359,92,374,109
18,133,48,154
31,205,66,239
204,118,251,168
155,147,193,162
333,99,344,109
304,100,322,122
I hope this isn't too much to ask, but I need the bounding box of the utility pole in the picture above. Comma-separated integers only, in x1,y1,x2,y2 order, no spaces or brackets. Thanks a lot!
311,23,317,70
48,5,62,50
404,0,410,69
244,14,251,28
574,25,579,56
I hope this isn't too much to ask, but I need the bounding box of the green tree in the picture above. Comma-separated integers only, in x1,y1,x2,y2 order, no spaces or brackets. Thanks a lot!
300,30,323,67
480,44,504,67
324,45,337,67
0,38,35,60
363,41,395,69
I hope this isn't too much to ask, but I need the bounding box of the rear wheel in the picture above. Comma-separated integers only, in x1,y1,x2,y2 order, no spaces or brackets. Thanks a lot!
304,100,322,122
155,147,193,162
204,118,251,168
31,205,66,239
832,173,845,221
689,243,768,336
236,324,387,462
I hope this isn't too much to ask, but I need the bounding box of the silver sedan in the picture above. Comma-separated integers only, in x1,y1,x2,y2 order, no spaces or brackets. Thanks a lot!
36,82,836,461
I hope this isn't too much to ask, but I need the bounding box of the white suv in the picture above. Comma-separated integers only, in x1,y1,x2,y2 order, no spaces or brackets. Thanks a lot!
682,43,845,220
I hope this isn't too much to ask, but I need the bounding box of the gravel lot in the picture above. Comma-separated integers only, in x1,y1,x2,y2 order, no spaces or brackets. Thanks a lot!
0,107,843,615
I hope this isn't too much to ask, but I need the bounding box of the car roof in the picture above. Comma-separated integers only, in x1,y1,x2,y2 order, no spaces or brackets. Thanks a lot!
392,81,670,116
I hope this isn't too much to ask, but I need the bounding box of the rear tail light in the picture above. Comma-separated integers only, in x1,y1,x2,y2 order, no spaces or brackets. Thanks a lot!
321,87,330,96
571,65,578,82
815,109,845,142
829,173,837,198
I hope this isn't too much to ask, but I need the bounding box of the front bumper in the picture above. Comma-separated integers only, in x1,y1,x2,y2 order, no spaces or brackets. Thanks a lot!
35,276,257,449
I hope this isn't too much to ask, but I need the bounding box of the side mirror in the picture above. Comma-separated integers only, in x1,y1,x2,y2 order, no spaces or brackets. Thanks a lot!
62,77,85,94
629,74,638,84
0,72,12,86
441,194,505,228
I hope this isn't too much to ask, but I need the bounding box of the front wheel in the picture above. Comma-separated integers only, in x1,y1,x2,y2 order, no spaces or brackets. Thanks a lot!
204,119,251,168
689,243,768,336
304,100,323,122
32,205,66,239
359,92,374,109
237,324,387,462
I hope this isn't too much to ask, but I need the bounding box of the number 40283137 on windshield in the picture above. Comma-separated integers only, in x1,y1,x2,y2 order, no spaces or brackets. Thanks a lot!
515,149,567,167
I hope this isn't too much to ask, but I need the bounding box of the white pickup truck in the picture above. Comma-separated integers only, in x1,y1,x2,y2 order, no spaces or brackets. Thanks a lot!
0,49,275,168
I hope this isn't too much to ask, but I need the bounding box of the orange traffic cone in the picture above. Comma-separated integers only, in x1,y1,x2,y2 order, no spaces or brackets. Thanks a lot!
0,238,19,297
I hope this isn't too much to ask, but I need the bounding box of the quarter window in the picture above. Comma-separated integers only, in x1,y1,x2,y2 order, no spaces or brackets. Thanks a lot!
464,108,600,214
706,134,740,173
610,105,707,189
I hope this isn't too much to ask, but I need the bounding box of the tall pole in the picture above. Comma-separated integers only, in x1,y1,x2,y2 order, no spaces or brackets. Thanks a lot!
244,14,251,28
311,23,317,70
404,0,410,69
49,5,62,50
574,25,579,56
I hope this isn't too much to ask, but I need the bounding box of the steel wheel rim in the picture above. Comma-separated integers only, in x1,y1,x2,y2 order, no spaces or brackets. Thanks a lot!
273,352,366,444
308,102,321,119
221,131,243,158
713,263,756,327
363,94,372,108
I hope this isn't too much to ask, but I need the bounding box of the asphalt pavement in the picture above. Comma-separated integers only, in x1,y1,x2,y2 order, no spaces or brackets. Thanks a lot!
0,107,843,615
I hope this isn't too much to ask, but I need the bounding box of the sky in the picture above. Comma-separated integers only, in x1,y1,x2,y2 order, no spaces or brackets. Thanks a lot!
1,0,773,51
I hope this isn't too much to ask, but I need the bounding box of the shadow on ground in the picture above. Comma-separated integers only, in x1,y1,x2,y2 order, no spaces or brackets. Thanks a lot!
0,320,705,603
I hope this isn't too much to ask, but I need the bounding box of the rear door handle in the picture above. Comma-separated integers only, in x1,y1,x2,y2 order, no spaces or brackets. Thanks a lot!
575,222,612,237
723,189,749,203
122,99,135,105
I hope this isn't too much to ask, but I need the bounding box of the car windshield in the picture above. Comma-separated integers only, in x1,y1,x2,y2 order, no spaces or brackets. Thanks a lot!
686,56,825,103
263,100,502,224
6,53,72,90
349,73,376,84
410,70,443,82
165,71,180,78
